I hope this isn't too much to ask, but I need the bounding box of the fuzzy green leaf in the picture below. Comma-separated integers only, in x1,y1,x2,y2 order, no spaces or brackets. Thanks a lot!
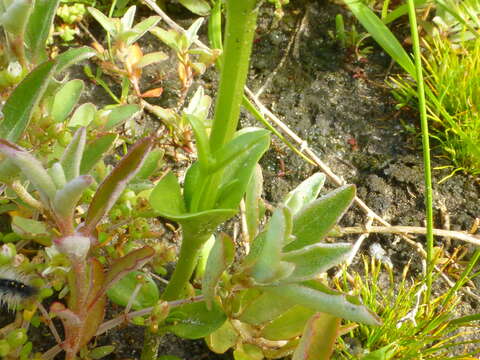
238,290,294,325
265,282,381,326
178,0,211,16
244,164,264,242
0,0,32,36
53,175,93,226
281,243,352,283
11,216,50,240
283,173,325,215
206,320,238,354
80,133,118,174
68,103,97,128
51,79,84,123
88,7,117,35
165,299,226,339
104,104,140,130
134,148,164,180
202,233,234,309
285,185,356,251
127,16,161,46
252,206,292,284
25,0,60,63
292,312,340,360
260,305,316,341
0,139,56,203
61,127,86,182
0,61,56,142
83,137,153,233
54,46,96,73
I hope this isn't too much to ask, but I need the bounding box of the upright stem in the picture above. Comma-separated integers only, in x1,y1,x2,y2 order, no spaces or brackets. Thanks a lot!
199,0,259,211
161,233,208,301
407,0,434,301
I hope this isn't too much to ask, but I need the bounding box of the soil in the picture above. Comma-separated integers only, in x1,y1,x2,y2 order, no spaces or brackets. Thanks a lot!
2,0,479,359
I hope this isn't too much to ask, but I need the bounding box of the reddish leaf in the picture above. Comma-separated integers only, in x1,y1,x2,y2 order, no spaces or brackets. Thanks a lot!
82,137,153,234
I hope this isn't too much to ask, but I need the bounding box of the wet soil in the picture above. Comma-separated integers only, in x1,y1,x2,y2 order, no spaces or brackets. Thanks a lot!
3,0,479,359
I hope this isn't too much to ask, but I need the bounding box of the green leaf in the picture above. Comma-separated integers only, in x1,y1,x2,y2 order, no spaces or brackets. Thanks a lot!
216,129,270,210
104,104,140,130
102,246,155,295
343,0,415,77
252,206,293,284
0,61,56,142
150,27,180,52
83,137,153,233
285,185,356,251
244,164,264,242
0,0,32,36
292,312,340,360
238,290,294,325
265,282,381,326
120,5,136,31
54,46,96,73
68,103,97,128
361,344,397,360
127,16,161,46
11,216,50,240
283,173,325,215
88,7,117,35
61,127,86,182
134,148,164,180
206,320,238,354
233,344,264,360
281,243,352,282
149,171,186,216
165,299,226,339
53,175,93,226
88,345,116,360
107,271,159,310
136,51,168,68
164,209,237,246
51,79,84,123
80,134,118,174
25,0,60,63
178,0,211,16
183,162,201,211
260,305,316,341
0,139,56,203
185,114,211,170
202,233,234,309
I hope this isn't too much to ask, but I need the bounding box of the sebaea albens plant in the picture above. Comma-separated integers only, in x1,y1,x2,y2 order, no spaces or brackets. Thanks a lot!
202,173,381,360
0,128,155,359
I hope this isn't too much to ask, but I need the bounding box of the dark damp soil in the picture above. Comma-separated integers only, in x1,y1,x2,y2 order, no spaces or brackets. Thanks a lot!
4,0,479,359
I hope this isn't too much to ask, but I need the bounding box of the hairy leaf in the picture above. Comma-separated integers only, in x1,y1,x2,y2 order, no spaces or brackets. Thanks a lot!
292,312,340,360
80,133,118,175
283,173,325,215
25,0,60,63
285,185,356,251
61,127,86,181
83,137,153,233
202,233,234,309
0,61,56,142
51,79,84,123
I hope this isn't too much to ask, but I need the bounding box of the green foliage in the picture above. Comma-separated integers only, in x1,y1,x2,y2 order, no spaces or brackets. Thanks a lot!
392,36,480,177
334,257,480,359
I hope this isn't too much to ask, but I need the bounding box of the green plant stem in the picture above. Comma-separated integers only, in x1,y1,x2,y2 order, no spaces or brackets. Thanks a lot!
198,0,259,211
407,0,434,302
209,0,258,149
161,233,209,301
